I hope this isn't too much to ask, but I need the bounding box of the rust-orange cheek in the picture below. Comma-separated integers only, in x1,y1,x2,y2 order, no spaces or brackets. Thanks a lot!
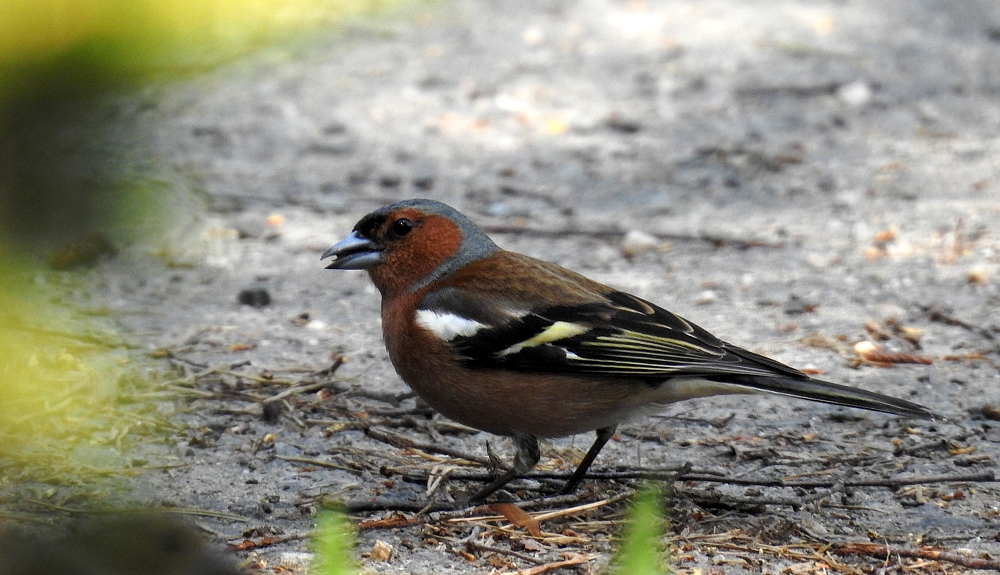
368,214,464,298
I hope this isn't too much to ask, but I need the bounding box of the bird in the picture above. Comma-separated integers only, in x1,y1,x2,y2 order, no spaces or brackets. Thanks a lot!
322,198,936,503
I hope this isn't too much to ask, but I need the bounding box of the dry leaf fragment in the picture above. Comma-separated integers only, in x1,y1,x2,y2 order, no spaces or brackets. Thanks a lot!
487,554,514,569
943,351,986,361
773,153,803,164
864,321,891,340
853,341,933,365
896,326,923,344
489,503,542,537
521,539,546,552
968,265,992,286
863,246,885,260
800,333,845,352
874,226,898,244
370,540,393,562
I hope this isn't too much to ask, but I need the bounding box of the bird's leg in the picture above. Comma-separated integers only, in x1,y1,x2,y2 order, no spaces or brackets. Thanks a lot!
560,425,616,494
468,434,540,504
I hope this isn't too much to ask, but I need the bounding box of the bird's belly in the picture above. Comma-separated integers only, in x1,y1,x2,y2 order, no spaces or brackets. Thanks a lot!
394,362,656,438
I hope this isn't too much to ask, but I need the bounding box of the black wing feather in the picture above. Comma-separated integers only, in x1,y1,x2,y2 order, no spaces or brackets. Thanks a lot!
443,290,803,380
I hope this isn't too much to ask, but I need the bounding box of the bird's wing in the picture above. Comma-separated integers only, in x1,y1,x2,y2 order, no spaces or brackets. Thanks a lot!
417,287,805,380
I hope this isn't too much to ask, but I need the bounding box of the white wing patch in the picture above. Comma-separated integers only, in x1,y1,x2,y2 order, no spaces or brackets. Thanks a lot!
498,321,589,357
415,310,487,341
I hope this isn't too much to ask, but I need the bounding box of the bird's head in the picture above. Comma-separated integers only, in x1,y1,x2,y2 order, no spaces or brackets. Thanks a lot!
322,199,499,297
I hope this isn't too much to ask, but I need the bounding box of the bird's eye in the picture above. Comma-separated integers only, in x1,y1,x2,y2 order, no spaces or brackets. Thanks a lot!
391,218,413,237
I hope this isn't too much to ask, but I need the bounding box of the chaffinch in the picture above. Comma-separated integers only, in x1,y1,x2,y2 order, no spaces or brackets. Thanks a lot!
322,199,935,502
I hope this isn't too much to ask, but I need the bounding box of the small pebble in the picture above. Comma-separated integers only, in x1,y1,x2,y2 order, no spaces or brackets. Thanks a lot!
238,287,271,308
378,174,402,188
784,294,816,315
837,80,872,107
696,290,717,305
413,175,434,190
983,404,1000,421
621,230,659,258
805,253,828,269
262,402,282,423
606,113,642,134
486,202,512,217
523,26,544,46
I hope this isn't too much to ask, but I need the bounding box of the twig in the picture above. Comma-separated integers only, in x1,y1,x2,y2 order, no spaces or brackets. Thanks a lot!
456,526,547,566
830,542,1000,571
263,381,333,404
166,354,209,369
229,531,312,551
685,491,804,510
342,389,416,406
313,355,347,377
380,463,706,484
923,305,997,342
784,470,995,489
160,364,229,388
275,455,363,473
380,467,993,491
467,539,548,565
353,490,630,526
447,490,635,525
364,427,492,466
499,553,595,575
162,385,216,398
349,498,481,514
658,470,995,489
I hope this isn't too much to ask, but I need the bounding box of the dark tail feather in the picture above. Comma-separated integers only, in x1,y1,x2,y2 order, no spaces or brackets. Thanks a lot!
731,376,938,420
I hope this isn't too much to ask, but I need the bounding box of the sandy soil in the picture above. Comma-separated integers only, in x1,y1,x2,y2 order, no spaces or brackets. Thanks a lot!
19,0,1000,573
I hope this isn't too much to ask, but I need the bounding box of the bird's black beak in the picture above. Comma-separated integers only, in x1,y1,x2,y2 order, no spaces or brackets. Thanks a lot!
321,231,383,269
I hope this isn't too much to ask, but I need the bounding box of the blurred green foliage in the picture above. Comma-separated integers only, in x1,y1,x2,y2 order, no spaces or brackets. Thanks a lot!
0,0,411,488
0,253,175,486
610,484,672,575
313,510,359,575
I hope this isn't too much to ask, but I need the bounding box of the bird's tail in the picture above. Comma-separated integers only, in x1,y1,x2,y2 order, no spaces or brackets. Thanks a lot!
728,375,938,420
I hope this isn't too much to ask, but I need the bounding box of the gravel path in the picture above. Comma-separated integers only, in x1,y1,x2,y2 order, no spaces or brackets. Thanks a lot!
43,0,1000,572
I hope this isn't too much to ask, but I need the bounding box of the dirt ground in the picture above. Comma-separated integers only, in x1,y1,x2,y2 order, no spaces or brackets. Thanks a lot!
14,0,1000,573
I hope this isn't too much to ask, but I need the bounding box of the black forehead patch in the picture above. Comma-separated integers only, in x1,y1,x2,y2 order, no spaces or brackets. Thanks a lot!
354,213,386,238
